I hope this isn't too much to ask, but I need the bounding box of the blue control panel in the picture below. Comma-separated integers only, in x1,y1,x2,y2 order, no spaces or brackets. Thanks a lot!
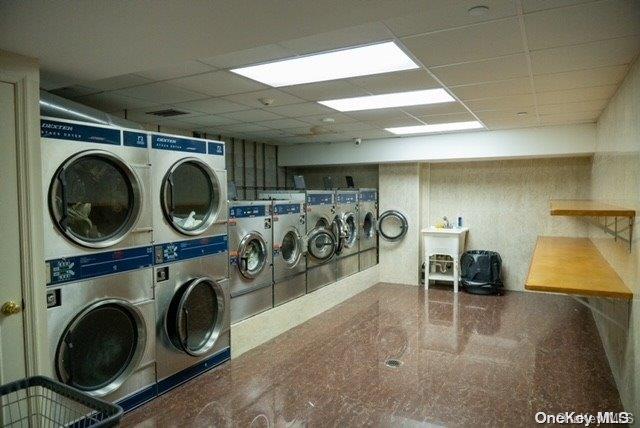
229,205,267,218
359,190,377,202
307,193,333,206
336,193,357,204
273,203,301,215
207,142,224,156
154,235,228,265
151,135,206,154
41,119,121,146
46,246,154,286
123,131,149,148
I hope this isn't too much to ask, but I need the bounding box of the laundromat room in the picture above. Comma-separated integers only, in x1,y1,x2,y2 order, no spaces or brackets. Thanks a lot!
0,1,639,426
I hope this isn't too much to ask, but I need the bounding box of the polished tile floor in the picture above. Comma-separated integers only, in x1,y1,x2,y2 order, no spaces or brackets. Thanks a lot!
125,283,623,427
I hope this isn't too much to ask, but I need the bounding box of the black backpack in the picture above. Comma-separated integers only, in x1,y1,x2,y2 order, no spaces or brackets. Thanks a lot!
460,250,503,295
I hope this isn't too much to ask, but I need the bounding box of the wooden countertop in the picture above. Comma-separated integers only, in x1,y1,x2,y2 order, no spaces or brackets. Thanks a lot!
525,236,633,300
550,199,635,218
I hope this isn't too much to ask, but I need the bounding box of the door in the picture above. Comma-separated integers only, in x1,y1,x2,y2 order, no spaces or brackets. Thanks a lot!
342,212,358,249
0,81,26,384
378,210,409,242
307,227,336,262
237,232,268,279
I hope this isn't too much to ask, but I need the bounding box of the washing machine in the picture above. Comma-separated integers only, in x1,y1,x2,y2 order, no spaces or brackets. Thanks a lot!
334,189,359,280
358,188,378,271
228,200,273,323
258,190,339,293
41,117,153,260
150,132,227,246
271,200,306,306
46,248,157,411
154,249,230,395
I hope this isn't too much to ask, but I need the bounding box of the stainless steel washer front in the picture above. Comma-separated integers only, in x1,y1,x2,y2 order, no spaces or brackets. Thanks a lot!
271,200,306,306
335,189,360,280
358,188,378,271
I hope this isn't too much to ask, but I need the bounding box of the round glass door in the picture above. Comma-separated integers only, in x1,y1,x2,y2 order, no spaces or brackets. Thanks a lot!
238,232,267,278
162,158,221,235
49,150,141,248
281,229,302,268
332,215,347,255
343,213,358,249
378,210,408,242
56,300,145,397
307,227,336,261
363,212,376,240
166,278,224,356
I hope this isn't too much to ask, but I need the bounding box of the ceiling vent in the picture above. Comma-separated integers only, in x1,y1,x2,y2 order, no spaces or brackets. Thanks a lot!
146,108,189,117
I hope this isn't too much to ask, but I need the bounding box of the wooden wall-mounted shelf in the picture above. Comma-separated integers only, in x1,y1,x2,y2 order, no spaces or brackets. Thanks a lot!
550,199,635,218
525,236,632,300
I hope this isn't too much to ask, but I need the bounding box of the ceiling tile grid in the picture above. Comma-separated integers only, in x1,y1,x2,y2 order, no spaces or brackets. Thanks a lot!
55,0,639,144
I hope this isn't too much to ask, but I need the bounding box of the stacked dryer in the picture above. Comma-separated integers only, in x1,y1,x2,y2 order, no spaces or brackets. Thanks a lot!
42,117,157,410
150,132,230,394
228,200,273,323
358,188,379,271
334,189,360,280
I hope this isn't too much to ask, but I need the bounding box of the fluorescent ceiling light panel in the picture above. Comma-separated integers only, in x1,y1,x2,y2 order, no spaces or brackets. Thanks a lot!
230,42,419,87
386,121,484,135
318,89,454,112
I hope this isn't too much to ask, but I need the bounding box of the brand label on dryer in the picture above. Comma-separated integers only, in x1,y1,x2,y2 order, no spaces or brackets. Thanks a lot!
46,246,154,286
154,235,228,264
273,204,301,215
151,135,206,154
336,193,357,204
229,205,266,218
123,131,148,148
359,191,377,202
307,194,333,206
207,142,224,156
41,119,121,146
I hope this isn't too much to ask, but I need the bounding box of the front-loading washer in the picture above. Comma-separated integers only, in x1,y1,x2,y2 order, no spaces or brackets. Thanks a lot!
41,117,153,260
271,200,306,306
358,188,378,271
46,247,157,411
228,201,273,323
334,189,359,280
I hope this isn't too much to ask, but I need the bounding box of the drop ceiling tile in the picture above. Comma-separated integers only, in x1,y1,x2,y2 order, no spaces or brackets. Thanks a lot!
402,101,468,116
200,44,294,69
530,35,640,75
349,69,440,94
522,0,596,13
533,65,629,91
298,113,358,125
180,115,241,127
480,114,540,130
220,109,283,122
536,85,618,105
218,123,272,133
50,85,99,98
367,115,423,128
384,0,516,37
327,122,378,132
170,71,266,97
85,74,152,91
172,98,250,114
525,0,640,50
431,54,530,86
476,105,536,118
74,93,159,112
113,82,208,104
279,22,393,54
345,108,409,122
539,110,601,124
304,133,349,143
125,107,204,124
281,81,369,101
419,112,477,124
268,102,334,117
356,129,395,140
135,61,215,81
253,118,309,129
537,99,608,115
465,94,536,111
402,18,524,67
243,129,294,139
449,78,533,100
223,89,305,108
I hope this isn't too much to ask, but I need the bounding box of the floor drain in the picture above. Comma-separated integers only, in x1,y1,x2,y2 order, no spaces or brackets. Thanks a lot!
385,359,402,368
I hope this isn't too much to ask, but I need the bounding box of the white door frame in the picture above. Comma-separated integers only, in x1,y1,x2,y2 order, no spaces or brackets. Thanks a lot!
0,50,49,377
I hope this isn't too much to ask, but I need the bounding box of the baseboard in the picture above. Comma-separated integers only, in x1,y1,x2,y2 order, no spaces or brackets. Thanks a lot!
230,264,380,358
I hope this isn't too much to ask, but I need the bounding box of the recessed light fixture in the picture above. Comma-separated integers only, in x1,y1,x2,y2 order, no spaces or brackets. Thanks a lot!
385,121,484,135
468,5,490,16
230,41,419,87
318,89,454,112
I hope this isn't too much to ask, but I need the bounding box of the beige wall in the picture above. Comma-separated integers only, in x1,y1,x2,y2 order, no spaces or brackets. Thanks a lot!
427,157,592,291
287,164,378,189
588,57,640,416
